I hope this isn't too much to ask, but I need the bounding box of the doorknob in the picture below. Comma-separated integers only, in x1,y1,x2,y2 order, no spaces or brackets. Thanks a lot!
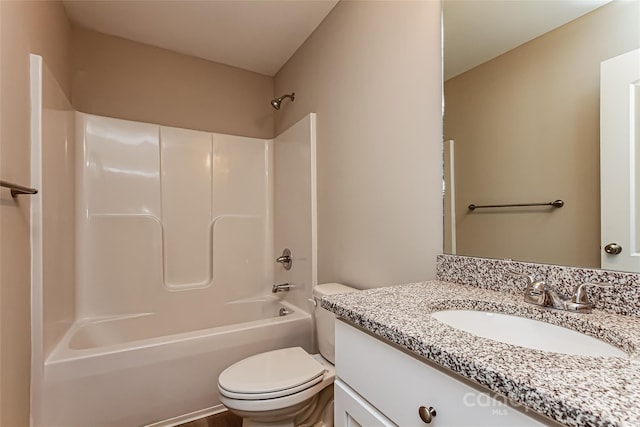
604,243,622,255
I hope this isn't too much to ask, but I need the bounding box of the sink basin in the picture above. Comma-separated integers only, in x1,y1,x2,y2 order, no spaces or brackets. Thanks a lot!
431,310,627,358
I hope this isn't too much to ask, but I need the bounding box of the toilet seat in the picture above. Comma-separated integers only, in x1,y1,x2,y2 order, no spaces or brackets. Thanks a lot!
218,359,335,415
218,347,327,400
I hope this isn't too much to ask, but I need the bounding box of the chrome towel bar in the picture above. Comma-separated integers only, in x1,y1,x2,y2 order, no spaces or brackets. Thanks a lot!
0,180,38,197
468,199,564,210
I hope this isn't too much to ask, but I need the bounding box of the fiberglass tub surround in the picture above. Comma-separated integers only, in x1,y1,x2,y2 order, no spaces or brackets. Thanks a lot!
75,113,274,315
40,112,318,427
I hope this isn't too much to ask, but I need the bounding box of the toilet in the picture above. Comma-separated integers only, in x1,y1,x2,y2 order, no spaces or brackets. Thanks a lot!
218,283,357,427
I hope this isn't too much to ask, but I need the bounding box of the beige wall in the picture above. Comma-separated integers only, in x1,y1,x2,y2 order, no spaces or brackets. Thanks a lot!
71,27,275,139
444,1,640,268
275,1,443,289
0,1,71,425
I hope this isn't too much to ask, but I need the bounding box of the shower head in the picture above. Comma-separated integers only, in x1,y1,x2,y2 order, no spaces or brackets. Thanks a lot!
271,93,295,110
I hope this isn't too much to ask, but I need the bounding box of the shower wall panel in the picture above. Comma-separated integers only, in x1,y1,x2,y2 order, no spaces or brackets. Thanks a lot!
160,127,213,288
75,113,272,319
30,54,77,427
41,61,76,358
273,114,317,312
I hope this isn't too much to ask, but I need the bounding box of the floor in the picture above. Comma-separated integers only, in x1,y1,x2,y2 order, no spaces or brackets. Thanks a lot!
178,411,242,427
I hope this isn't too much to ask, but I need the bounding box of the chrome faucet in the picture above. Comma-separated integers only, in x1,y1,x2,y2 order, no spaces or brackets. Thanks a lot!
276,248,292,270
272,283,294,293
509,271,611,313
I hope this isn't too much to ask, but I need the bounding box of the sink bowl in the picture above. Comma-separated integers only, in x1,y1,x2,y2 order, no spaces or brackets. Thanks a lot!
431,310,627,358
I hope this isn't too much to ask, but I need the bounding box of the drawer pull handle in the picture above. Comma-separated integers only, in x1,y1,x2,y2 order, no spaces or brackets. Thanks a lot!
418,406,437,424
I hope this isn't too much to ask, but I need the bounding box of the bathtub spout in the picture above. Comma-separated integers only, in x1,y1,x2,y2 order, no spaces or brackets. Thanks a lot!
272,283,294,293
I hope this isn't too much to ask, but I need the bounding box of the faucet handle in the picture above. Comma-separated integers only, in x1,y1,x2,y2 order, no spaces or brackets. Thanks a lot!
276,248,293,270
508,270,536,284
510,270,548,305
570,282,613,304
509,270,547,291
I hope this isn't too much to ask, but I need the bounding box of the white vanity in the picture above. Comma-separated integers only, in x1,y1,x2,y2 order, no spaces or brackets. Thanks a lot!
334,320,547,426
323,275,640,427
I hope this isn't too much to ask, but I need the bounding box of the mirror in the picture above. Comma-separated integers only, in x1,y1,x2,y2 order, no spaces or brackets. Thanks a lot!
443,0,640,271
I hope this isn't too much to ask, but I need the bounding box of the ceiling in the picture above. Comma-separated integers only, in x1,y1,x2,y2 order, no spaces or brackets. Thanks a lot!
63,0,611,80
443,0,612,80
62,0,339,77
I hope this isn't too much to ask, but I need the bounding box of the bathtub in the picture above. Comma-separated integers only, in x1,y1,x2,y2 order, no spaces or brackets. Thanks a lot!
41,298,312,427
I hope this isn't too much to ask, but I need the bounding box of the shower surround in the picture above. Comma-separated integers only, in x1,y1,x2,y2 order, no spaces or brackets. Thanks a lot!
35,108,318,425
75,113,277,314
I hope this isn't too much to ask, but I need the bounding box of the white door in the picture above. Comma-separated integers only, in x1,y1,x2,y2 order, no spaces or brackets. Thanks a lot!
601,48,640,271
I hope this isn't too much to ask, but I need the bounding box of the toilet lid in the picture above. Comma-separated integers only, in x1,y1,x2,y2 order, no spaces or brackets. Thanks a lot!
218,347,326,397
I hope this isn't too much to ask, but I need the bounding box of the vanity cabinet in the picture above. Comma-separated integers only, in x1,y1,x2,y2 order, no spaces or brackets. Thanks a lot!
334,320,547,426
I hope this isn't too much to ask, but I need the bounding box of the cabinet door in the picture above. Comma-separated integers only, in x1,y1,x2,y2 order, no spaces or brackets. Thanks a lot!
334,379,396,427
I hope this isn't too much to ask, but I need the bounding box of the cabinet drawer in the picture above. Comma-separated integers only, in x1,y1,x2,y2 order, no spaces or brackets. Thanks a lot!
335,320,546,426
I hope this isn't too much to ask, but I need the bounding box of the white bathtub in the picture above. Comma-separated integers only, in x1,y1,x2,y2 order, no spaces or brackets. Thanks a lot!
41,298,312,427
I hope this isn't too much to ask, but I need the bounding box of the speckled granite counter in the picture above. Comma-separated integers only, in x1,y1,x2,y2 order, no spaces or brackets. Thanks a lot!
321,281,640,427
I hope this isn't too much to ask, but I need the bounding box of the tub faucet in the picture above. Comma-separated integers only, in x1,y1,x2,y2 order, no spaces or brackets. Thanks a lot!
272,283,294,293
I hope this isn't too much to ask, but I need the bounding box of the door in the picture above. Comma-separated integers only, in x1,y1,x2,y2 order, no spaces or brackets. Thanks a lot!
601,48,640,271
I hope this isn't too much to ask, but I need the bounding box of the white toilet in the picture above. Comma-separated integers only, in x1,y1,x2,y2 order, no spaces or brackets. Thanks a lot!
218,283,357,427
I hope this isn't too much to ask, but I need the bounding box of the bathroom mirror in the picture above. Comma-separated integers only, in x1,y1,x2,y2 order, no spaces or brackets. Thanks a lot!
443,0,640,272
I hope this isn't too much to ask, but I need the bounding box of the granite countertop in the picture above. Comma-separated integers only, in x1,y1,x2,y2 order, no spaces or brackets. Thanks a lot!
321,280,640,427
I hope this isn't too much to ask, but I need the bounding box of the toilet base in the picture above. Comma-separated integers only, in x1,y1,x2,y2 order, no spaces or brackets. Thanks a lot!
233,385,334,427
233,395,315,427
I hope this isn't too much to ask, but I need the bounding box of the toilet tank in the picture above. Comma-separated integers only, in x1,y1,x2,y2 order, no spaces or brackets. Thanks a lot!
313,283,358,364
